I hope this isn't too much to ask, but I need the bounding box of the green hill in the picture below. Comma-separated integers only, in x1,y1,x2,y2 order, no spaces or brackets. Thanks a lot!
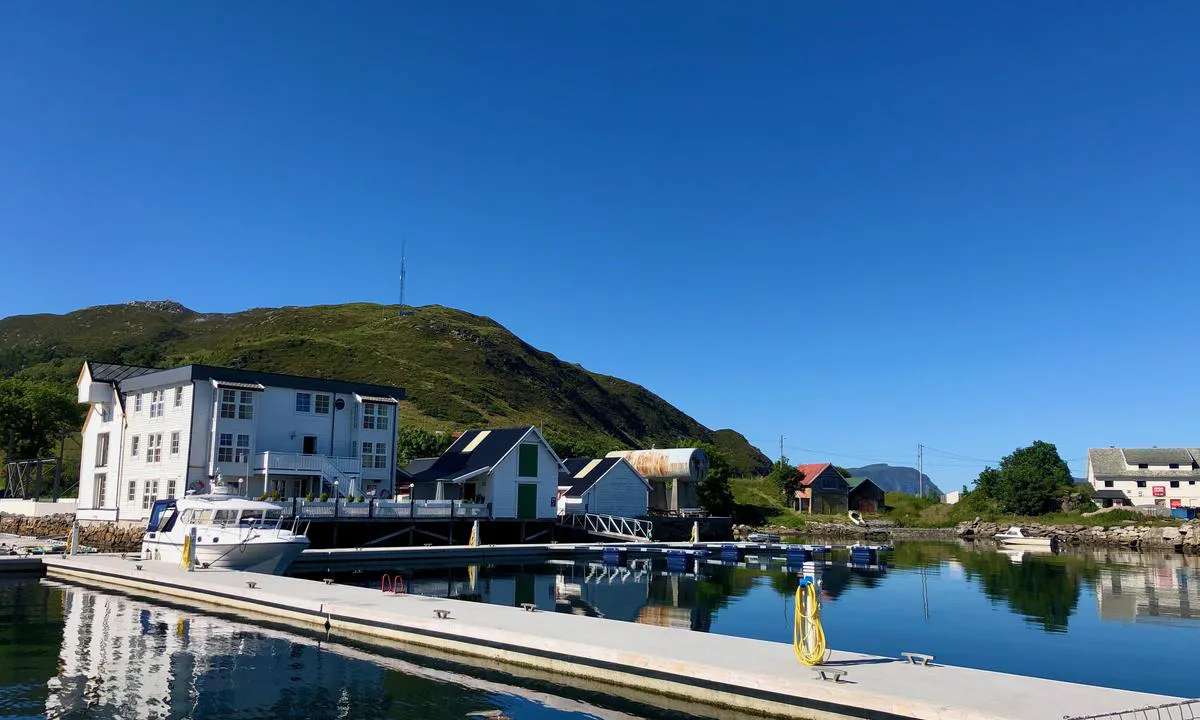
0,300,771,475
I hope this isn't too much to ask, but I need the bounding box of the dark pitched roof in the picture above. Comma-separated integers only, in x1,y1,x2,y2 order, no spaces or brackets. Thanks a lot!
86,361,161,384
110,363,405,400
846,477,883,494
397,457,438,480
1089,448,1200,481
1093,488,1130,501
559,457,622,496
1121,448,1195,467
409,427,535,483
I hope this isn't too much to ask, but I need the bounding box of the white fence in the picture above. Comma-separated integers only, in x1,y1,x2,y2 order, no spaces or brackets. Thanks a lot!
0,499,78,518
273,499,490,520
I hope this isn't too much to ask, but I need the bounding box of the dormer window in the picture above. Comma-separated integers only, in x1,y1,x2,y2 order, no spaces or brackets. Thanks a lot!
1137,463,1148,469
1169,463,1179,469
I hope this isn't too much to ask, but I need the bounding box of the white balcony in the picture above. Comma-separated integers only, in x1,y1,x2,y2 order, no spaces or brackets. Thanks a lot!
272,499,490,520
252,451,361,476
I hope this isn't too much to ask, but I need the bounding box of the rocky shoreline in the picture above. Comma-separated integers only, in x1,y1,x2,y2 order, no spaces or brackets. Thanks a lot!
0,513,143,553
955,518,1200,554
736,518,1200,554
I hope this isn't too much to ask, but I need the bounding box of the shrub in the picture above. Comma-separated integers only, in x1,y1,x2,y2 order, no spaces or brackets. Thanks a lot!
319,492,329,502
305,492,315,502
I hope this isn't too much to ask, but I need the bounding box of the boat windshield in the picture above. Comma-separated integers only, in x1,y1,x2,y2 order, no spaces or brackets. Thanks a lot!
239,508,282,527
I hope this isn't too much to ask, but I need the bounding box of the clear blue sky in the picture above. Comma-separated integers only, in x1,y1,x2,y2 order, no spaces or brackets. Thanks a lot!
3,2,1199,487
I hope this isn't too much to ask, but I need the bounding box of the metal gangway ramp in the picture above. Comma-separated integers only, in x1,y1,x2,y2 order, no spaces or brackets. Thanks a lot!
559,512,653,542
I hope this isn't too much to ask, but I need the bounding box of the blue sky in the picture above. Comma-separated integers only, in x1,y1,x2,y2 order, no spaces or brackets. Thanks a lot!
3,2,1199,487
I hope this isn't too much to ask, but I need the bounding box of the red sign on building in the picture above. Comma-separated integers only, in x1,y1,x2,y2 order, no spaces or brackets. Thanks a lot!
1171,499,1182,509
1153,486,1167,497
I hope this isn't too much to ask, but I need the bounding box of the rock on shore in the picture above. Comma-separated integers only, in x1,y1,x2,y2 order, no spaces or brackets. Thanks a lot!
956,517,1200,553
0,513,143,553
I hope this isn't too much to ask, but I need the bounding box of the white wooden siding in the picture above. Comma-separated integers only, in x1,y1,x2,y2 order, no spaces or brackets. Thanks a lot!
581,462,649,517
487,430,561,520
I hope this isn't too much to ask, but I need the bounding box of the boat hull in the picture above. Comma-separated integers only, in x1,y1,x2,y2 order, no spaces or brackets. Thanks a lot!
997,536,1057,550
141,536,308,575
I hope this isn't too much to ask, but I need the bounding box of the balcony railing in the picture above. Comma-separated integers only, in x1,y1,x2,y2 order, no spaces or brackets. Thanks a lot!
272,499,490,520
252,452,361,475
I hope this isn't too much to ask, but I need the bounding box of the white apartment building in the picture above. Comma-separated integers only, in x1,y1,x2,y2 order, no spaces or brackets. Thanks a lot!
1087,447,1200,509
75,361,404,522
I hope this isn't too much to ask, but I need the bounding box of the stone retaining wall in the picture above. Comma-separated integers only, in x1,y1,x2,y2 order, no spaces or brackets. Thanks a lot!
956,518,1200,553
0,512,143,553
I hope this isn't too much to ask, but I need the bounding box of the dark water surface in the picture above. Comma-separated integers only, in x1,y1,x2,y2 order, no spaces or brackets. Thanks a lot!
0,575,713,720
306,540,1200,698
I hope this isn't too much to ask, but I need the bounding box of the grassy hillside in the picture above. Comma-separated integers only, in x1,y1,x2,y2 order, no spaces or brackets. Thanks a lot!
0,301,771,475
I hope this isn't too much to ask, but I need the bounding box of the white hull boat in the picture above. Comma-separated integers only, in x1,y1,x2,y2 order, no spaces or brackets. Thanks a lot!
140,486,309,575
994,526,1058,551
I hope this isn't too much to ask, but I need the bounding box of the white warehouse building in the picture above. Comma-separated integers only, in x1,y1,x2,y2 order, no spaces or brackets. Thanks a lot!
75,361,405,522
1087,447,1200,509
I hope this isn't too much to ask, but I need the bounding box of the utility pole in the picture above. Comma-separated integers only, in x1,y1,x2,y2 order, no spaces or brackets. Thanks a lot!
917,443,924,497
779,435,785,466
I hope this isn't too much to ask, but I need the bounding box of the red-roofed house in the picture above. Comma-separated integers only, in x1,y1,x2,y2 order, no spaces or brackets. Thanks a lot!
793,462,851,515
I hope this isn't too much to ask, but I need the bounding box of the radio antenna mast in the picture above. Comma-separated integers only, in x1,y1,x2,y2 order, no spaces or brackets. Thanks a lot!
398,239,408,315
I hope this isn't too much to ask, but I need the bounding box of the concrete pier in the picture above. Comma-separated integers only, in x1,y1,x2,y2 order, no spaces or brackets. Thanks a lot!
41,554,1183,720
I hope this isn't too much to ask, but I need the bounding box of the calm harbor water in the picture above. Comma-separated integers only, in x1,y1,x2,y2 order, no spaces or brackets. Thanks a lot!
306,540,1200,698
0,575,715,720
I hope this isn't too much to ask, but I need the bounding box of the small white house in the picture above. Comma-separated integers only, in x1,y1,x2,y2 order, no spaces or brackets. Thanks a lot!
75,361,405,522
558,457,650,518
405,426,562,520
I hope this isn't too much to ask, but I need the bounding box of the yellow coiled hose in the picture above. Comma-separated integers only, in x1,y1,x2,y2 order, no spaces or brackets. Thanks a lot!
794,579,827,666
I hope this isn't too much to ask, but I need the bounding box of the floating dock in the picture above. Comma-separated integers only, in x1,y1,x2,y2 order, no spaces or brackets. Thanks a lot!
40,553,1183,720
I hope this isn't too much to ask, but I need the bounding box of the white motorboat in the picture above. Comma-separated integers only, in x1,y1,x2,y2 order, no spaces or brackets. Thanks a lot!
994,526,1058,551
141,487,309,575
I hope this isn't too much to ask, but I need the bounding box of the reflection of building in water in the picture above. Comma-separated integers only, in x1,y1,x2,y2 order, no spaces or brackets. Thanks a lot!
548,561,713,630
46,588,388,719
1096,554,1200,626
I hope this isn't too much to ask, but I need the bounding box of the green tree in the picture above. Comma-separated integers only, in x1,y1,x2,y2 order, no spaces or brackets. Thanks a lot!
766,459,803,500
691,442,735,516
395,427,453,465
0,378,82,461
833,465,852,479
975,440,1073,515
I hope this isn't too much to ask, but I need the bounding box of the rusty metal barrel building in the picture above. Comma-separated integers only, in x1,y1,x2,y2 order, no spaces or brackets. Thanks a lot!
605,449,708,514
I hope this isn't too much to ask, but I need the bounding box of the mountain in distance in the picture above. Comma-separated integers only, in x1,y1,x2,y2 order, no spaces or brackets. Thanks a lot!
845,463,943,497
0,300,772,476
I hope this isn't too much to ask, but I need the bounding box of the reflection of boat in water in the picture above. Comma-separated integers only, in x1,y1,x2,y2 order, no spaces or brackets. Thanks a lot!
995,527,1058,551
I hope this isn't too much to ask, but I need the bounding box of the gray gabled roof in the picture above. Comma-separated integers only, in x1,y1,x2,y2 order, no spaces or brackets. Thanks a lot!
86,361,161,384
408,427,539,483
1089,448,1200,481
559,457,622,497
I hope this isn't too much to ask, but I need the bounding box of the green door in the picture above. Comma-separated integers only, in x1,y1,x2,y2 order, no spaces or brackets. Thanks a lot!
517,483,538,520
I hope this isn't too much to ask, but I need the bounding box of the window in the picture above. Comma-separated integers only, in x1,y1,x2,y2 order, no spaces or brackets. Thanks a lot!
134,393,143,412
518,444,538,477
238,391,253,420
166,479,177,499
170,431,180,455
127,479,137,502
1104,480,1114,488
100,406,113,423
149,390,164,418
142,479,159,510
1137,480,1147,488
362,402,389,430
220,389,237,419
174,387,183,407
235,434,250,463
823,477,841,490
1169,463,1180,469
95,433,110,468
361,441,388,469
217,433,234,463
1138,463,1149,469
296,393,312,413
1171,481,1180,488
146,433,162,463
131,435,140,457
315,394,330,414
93,473,107,507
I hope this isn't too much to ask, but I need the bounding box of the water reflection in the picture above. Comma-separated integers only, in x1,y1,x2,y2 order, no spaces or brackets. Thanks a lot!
0,580,690,720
